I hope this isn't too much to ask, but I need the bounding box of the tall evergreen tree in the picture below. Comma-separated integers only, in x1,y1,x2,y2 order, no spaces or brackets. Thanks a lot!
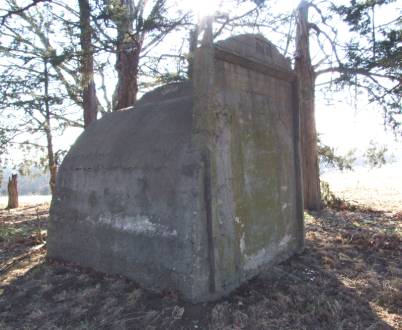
0,1,83,194
292,0,401,209
295,0,321,210
91,0,190,110
79,0,99,128
328,0,401,129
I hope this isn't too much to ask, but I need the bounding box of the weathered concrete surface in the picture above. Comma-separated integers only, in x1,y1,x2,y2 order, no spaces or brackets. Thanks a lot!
191,34,304,297
49,82,212,301
48,34,304,302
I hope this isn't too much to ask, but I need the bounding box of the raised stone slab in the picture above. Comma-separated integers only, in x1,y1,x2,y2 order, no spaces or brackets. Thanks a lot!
48,34,304,302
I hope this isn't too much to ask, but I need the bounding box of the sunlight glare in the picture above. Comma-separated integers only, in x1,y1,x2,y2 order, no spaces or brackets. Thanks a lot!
190,0,221,18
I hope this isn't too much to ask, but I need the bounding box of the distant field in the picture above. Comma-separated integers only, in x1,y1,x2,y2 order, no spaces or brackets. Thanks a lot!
0,195,51,208
322,163,402,213
0,163,400,212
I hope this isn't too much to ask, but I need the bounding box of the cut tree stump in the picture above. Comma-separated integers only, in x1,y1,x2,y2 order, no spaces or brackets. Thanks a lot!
6,174,18,209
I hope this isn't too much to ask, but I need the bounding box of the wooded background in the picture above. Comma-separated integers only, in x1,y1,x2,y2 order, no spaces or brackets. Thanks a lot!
0,0,400,210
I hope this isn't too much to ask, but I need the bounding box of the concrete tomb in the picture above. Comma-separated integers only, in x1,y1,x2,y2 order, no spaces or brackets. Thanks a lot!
48,34,304,302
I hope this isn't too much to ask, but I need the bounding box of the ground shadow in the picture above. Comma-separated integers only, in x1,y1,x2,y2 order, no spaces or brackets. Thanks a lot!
0,208,400,329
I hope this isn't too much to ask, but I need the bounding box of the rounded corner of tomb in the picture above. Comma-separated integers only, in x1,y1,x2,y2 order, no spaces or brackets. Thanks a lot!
52,80,198,220
136,80,193,106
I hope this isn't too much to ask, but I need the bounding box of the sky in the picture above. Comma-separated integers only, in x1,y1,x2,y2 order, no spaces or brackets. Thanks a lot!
268,0,401,160
316,89,402,161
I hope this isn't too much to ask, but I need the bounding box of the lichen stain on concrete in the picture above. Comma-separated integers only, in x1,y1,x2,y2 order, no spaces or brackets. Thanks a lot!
243,233,293,270
243,246,272,271
240,231,246,255
94,213,178,238
278,233,292,248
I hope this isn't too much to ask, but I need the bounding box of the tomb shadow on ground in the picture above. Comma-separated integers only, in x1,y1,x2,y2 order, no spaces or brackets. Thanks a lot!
1,209,397,329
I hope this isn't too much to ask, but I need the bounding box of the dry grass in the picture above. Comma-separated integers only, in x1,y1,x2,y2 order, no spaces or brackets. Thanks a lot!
322,164,402,214
0,183,401,329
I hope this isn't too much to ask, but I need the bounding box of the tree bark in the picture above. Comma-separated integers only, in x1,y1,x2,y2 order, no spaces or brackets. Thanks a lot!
113,41,140,110
112,1,142,111
187,26,198,79
44,59,57,196
78,0,98,127
46,127,57,196
295,0,321,210
6,174,18,209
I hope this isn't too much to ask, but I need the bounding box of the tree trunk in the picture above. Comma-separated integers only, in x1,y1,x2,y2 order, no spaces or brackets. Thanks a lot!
113,43,140,110
46,131,57,196
6,174,18,209
295,0,321,211
78,0,98,127
187,26,198,79
44,59,57,196
113,38,141,110
112,1,142,111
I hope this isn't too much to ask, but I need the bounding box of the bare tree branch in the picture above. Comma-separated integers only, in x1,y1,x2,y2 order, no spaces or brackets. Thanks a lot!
0,0,51,25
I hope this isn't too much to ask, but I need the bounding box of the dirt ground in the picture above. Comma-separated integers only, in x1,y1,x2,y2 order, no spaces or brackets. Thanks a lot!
0,192,401,329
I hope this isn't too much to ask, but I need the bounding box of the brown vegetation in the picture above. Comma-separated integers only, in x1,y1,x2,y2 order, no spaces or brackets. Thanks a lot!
0,199,400,329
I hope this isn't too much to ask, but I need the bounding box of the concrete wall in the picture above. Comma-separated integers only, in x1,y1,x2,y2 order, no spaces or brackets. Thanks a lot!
48,83,213,301
195,36,304,296
48,34,303,302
